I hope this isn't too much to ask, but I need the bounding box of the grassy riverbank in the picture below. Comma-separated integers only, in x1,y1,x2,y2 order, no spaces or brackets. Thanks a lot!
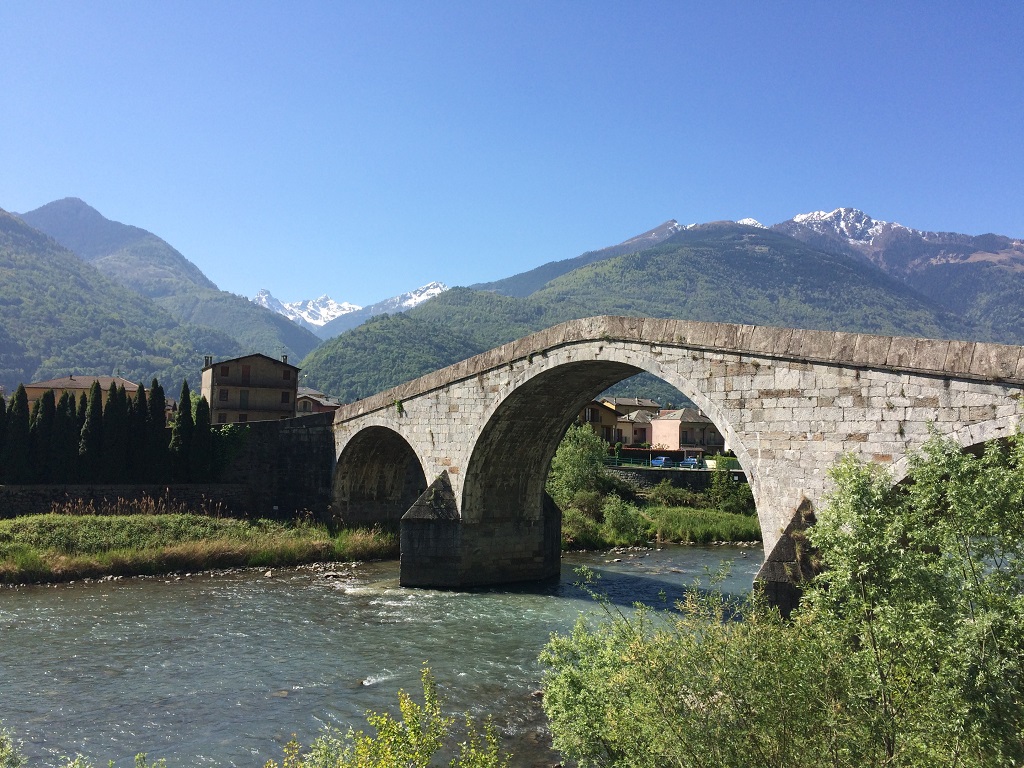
0,513,398,584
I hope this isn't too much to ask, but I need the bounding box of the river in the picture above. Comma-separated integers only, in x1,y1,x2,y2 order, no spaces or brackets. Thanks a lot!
0,544,761,767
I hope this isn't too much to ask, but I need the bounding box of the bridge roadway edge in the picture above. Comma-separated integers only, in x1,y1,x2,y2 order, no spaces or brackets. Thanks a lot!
332,316,1024,604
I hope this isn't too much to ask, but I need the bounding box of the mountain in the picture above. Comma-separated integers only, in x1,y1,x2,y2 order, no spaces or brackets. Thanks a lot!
19,197,217,298
774,208,1024,344
301,221,972,404
252,290,361,331
316,281,449,338
0,207,241,391
19,198,321,361
470,219,685,298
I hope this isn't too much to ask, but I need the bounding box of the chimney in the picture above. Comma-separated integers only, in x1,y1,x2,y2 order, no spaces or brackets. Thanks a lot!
204,355,213,368
282,354,288,364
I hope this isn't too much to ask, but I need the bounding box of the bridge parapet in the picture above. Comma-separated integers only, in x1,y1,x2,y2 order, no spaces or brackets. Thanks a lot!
334,316,1024,425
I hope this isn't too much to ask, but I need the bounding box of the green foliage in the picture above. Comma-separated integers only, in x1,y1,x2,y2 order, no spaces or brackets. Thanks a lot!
599,495,646,546
541,433,1024,767
78,381,104,480
2,385,31,483
301,312,487,403
546,423,610,510
0,209,243,392
265,668,510,768
646,506,761,544
0,725,26,768
707,469,755,515
169,380,194,481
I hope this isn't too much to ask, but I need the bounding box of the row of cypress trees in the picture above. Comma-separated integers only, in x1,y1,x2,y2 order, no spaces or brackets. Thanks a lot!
0,379,223,485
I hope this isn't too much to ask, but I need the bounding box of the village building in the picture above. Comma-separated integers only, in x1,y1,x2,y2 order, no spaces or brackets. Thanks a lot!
296,386,343,415
576,400,623,443
23,375,139,407
650,407,727,456
200,353,299,424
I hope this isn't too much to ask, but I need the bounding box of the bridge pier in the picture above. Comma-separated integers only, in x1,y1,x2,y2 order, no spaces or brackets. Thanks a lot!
400,472,561,588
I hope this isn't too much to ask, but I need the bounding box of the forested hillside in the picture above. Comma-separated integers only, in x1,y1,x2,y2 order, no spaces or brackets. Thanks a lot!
19,198,321,362
300,223,972,403
0,209,241,391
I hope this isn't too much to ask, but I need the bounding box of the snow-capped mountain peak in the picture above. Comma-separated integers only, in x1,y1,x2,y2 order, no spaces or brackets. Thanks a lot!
736,218,766,229
253,290,361,327
397,281,447,309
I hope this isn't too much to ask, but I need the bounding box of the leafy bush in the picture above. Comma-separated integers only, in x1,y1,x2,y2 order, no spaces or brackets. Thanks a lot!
647,479,706,508
561,507,606,550
541,433,1024,767
546,423,609,510
599,495,646,546
646,506,761,544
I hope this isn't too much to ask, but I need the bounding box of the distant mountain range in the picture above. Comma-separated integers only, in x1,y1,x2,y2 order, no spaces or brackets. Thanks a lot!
301,209,1023,403
2,197,1020,405
252,282,448,338
17,199,321,366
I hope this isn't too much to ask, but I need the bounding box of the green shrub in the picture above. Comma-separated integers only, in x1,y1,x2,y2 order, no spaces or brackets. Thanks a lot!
600,495,646,546
647,506,761,543
648,479,706,508
561,507,606,550
542,433,1024,767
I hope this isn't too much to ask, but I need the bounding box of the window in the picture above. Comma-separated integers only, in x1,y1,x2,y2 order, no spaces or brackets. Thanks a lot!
238,414,248,423
241,365,251,385
217,414,227,424
220,365,229,377
239,390,249,409
281,391,290,404
283,369,291,380
219,389,228,402
300,401,311,412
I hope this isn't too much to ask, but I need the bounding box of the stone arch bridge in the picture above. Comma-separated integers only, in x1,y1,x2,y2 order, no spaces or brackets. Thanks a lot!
331,316,1024,601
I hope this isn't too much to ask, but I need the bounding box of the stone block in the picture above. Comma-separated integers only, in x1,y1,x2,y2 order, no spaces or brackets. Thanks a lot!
885,336,917,368
970,342,1021,381
789,329,836,361
943,341,975,375
909,339,950,372
853,333,893,367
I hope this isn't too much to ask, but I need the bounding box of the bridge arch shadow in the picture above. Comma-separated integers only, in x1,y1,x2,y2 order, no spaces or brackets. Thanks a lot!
333,426,426,528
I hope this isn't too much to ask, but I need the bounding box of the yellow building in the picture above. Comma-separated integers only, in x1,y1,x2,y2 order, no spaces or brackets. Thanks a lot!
577,400,622,443
200,353,299,424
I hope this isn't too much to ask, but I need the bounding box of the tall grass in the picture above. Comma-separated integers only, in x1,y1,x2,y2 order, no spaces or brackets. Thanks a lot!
0,513,397,584
646,505,761,544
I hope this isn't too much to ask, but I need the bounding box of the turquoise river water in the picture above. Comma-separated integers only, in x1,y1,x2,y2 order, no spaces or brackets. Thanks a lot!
0,544,761,767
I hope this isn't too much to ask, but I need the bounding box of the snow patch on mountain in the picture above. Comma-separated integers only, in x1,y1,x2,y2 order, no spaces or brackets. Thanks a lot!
253,289,361,327
737,218,766,228
789,208,915,245
376,281,449,312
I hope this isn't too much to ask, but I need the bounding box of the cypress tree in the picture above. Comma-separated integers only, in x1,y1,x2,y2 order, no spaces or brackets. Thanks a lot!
190,396,213,483
148,379,168,482
52,392,78,484
76,392,88,433
29,389,56,483
102,383,128,482
0,393,7,483
78,381,104,481
168,380,194,481
128,383,149,483
3,385,32,484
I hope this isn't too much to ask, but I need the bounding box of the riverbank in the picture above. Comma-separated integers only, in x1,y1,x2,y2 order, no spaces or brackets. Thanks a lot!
0,513,398,584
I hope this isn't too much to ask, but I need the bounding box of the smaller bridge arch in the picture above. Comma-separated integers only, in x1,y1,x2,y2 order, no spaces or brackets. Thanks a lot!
333,425,427,527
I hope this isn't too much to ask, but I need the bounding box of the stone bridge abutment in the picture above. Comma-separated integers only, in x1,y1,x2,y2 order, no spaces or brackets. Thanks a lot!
331,316,1024,601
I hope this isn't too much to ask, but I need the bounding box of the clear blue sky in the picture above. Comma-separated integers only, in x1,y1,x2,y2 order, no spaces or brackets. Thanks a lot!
2,2,1022,307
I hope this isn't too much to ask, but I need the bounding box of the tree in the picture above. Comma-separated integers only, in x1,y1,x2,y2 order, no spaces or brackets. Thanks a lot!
0,392,6,483
540,433,1024,767
78,382,104,481
147,379,168,482
168,380,194,481
546,423,609,510
190,396,213,482
101,383,129,482
2,385,32,484
127,383,149,482
51,391,78,483
28,389,56,483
